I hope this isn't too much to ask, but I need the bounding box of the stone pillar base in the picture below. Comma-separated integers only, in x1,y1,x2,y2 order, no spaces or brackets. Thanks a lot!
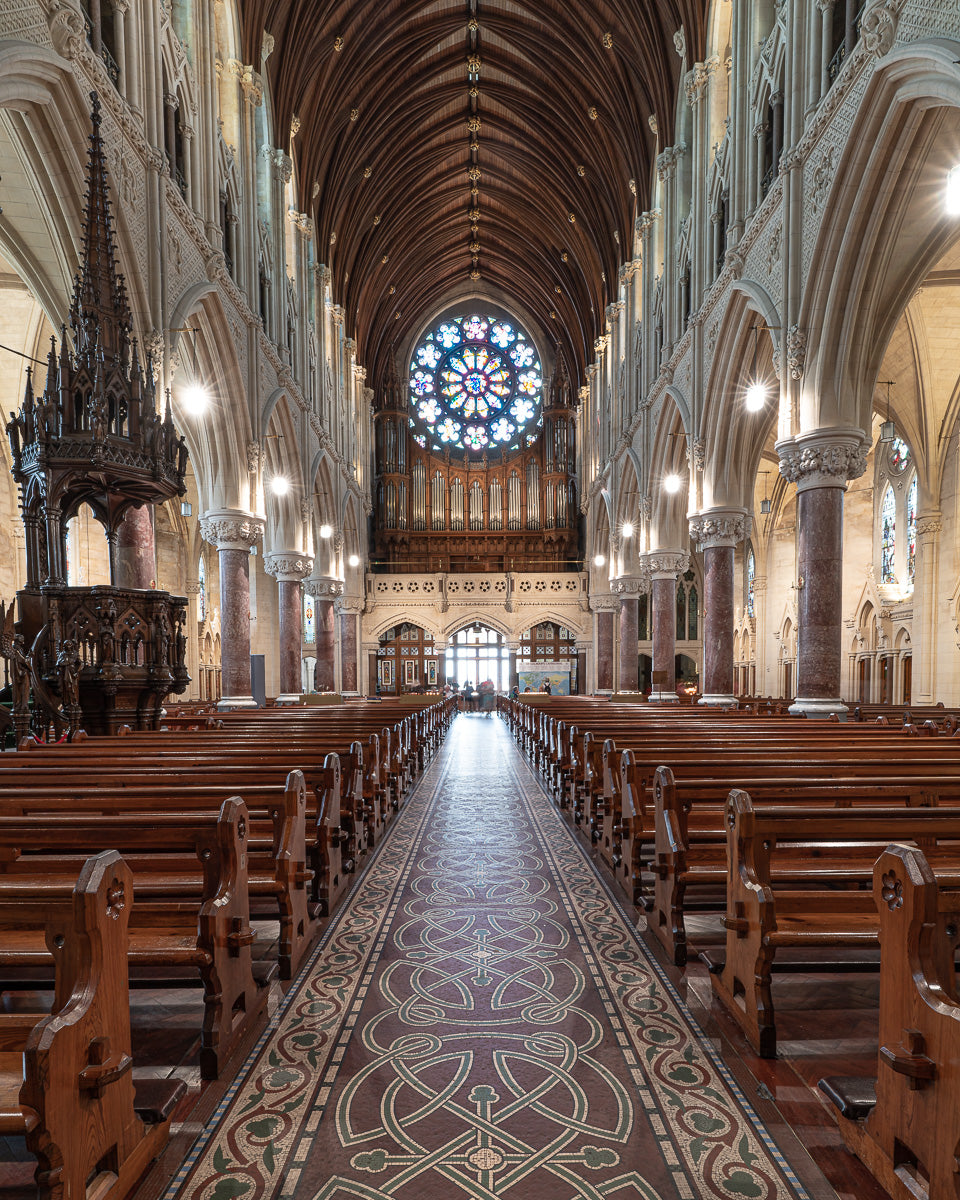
648,690,680,704
218,695,258,709
699,693,738,707
788,696,848,718
275,692,303,705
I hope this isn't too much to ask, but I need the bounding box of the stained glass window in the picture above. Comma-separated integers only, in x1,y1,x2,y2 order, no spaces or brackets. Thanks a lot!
198,554,207,622
906,475,917,584
303,592,315,643
746,548,755,617
408,313,543,454
881,485,896,583
890,437,911,472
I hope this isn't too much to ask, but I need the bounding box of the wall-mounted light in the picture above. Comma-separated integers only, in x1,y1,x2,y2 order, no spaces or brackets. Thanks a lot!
663,473,682,494
593,553,606,567
622,521,634,538
319,523,333,539
760,471,771,515
947,165,960,215
745,324,769,412
180,500,193,517
348,553,361,567
269,475,290,496
171,325,209,416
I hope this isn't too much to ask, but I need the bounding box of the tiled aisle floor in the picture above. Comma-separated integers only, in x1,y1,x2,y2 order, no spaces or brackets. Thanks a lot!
111,713,896,1200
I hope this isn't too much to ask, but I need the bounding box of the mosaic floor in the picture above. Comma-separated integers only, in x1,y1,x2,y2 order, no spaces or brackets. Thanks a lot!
165,715,819,1200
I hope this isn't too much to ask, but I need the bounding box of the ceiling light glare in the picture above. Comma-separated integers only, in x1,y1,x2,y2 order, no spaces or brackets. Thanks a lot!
745,380,768,412
181,383,208,416
269,475,290,496
664,473,682,494
348,553,361,567
319,523,333,539
621,522,634,539
593,553,606,567
947,165,960,216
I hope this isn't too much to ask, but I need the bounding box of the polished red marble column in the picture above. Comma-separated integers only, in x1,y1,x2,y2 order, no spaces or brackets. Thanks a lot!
618,597,639,692
340,611,358,693
689,511,748,706
648,551,688,703
778,430,866,716
200,509,263,708
316,600,336,692
265,553,313,701
596,608,614,692
115,503,155,588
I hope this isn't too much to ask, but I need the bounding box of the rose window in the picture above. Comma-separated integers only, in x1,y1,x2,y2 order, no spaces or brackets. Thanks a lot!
408,313,543,454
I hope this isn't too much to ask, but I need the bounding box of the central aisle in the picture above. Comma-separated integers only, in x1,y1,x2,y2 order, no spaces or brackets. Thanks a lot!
167,715,814,1200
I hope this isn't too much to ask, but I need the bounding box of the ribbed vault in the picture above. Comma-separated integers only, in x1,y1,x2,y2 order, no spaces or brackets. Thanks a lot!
243,1,706,393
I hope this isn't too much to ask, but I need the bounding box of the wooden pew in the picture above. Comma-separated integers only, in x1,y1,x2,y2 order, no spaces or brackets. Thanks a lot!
0,798,273,1079
0,850,185,1200
649,765,960,966
820,843,960,1200
711,791,960,1057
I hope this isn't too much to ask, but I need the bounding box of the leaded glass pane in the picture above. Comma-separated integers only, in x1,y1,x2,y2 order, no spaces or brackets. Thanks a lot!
746,549,755,618
303,593,315,642
907,476,917,584
881,485,896,583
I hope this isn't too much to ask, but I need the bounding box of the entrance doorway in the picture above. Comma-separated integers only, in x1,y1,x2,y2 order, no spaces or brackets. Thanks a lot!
445,624,509,692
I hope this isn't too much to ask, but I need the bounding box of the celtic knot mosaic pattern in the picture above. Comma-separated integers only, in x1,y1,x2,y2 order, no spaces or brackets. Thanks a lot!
167,719,811,1200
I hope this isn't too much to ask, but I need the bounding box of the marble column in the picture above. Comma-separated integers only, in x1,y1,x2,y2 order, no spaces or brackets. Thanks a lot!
595,607,615,692
690,510,749,706
647,551,690,703
264,552,313,702
200,509,264,708
306,576,343,693
914,511,942,705
777,430,867,716
339,609,359,693
114,503,156,588
618,597,639,692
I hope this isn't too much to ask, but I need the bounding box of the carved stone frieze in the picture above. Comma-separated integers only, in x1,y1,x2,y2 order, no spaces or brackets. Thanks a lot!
642,550,689,579
588,594,621,613
264,552,314,582
916,514,943,539
860,0,897,55
776,429,868,491
689,509,750,548
304,574,344,598
612,570,650,595
200,509,264,551
48,2,85,58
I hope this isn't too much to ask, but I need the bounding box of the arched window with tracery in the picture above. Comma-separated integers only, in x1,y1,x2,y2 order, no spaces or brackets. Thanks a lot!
676,569,699,641
303,592,316,643
198,553,207,622
880,485,896,583
906,476,917,584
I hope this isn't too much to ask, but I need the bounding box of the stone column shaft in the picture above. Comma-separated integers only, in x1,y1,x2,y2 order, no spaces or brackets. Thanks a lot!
690,511,749,706
778,430,867,716
618,598,639,692
115,503,156,589
340,611,358,693
265,552,313,702
316,601,335,691
646,551,689,703
596,610,614,692
200,509,263,708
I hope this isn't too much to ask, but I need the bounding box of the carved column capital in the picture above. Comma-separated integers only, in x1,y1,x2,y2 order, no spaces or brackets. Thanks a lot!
264,552,314,582
200,509,264,551
642,550,690,580
776,428,868,493
304,574,344,599
589,593,622,612
611,572,650,596
689,508,751,549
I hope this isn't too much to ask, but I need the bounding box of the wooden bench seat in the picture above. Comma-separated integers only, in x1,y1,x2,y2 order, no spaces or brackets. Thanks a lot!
819,843,960,1200
0,850,184,1200
711,792,960,1057
0,799,273,1079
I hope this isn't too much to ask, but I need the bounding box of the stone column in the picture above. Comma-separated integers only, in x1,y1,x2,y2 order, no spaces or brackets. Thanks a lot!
115,504,156,588
264,552,313,702
594,603,615,693
618,597,639,692
914,511,942,705
305,576,343,693
338,606,360,694
777,429,867,716
689,510,750,706
199,509,264,708
646,551,690,703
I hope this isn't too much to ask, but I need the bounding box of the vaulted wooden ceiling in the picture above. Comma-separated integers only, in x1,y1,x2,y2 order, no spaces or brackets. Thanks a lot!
243,1,706,395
